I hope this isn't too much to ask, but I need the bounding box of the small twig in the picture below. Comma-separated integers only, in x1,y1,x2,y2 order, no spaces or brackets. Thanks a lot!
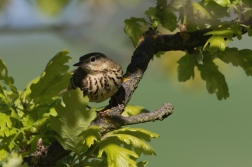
121,103,174,125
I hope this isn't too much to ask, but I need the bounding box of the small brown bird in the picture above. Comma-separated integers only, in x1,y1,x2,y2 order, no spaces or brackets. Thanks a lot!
65,52,123,103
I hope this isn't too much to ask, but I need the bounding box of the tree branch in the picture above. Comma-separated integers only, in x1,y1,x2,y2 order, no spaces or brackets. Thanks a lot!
121,103,173,126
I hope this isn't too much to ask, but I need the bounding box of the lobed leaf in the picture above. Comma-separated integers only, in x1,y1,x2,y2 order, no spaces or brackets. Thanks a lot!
203,0,231,18
177,52,196,82
96,127,158,166
0,59,18,109
0,59,18,97
197,55,229,100
98,143,139,167
216,47,252,76
124,17,148,47
170,0,187,9
0,88,13,115
50,89,96,154
110,127,159,142
204,36,226,53
191,2,212,19
203,24,242,53
0,113,17,137
80,126,100,148
105,134,157,156
29,50,71,104
145,7,177,31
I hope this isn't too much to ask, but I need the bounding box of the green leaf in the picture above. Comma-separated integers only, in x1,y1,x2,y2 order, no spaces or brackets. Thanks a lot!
50,89,96,154
111,127,159,142
229,24,242,40
0,149,8,161
8,138,15,150
191,2,212,19
203,29,234,53
197,55,229,100
24,100,59,125
170,0,187,9
211,0,231,7
203,23,242,53
137,161,148,167
97,127,158,166
216,47,252,76
177,52,196,82
0,59,18,101
243,8,252,20
155,51,165,58
98,143,139,167
0,85,9,106
246,27,252,36
124,17,148,47
29,50,71,104
80,126,100,147
157,0,167,7
81,159,105,167
122,106,150,117
231,0,239,5
204,0,230,18
2,152,28,167
0,113,17,137
145,7,177,31
194,48,204,65
107,134,156,156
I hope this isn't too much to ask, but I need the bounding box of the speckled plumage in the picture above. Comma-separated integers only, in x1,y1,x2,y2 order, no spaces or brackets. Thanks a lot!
68,52,123,103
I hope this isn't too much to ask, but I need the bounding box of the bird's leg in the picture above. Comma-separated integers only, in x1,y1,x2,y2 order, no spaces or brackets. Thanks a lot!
97,95,125,115
110,95,125,110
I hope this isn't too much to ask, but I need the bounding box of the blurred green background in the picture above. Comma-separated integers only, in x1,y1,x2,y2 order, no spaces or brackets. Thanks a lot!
0,0,251,166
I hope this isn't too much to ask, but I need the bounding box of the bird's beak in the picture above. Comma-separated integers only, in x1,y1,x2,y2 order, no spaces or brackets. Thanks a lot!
73,62,82,66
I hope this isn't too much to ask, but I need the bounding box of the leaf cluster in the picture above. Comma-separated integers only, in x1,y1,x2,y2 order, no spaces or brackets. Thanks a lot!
124,0,252,100
54,125,158,167
0,50,71,164
0,50,159,167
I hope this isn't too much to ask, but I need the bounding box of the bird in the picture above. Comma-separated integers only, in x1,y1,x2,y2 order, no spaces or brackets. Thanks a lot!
61,52,123,103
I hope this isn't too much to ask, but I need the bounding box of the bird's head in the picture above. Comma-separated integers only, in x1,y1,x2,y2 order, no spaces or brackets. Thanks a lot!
73,52,109,73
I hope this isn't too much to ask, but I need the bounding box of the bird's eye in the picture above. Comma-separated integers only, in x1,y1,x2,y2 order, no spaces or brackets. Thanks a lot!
90,56,96,62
